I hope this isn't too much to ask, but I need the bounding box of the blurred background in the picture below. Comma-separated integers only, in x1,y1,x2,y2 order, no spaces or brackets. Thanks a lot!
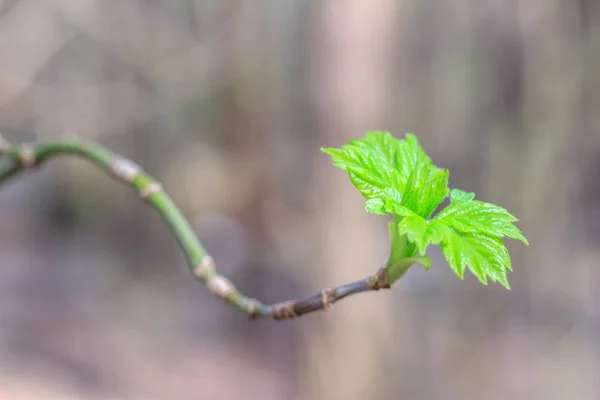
0,1,598,399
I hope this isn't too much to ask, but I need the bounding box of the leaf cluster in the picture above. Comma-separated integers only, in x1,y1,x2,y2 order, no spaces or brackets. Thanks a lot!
322,132,528,289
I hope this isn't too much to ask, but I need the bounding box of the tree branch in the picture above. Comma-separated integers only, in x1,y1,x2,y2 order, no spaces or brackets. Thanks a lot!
0,135,392,320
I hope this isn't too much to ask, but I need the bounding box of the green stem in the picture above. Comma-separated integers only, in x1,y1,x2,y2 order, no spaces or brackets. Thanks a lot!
0,136,394,320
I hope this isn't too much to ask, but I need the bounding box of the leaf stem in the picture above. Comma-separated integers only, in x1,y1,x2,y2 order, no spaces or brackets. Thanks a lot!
0,136,393,320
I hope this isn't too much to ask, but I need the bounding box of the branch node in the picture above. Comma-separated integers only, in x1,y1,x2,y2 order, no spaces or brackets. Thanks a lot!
206,275,236,298
194,255,215,278
246,299,261,319
140,182,163,202
111,158,140,184
271,301,298,320
371,267,391,290
321,289,332,310
18,145,37,170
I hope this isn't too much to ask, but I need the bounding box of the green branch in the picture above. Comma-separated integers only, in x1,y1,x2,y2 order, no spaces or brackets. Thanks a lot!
0,135,391,320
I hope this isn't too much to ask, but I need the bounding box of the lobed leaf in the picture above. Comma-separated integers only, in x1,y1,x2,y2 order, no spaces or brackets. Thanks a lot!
439,230,511,289
322,132,449,218
450,188,475,204
391,206,451,256
321,132,401,203
324,132,529,290
434,199,528,245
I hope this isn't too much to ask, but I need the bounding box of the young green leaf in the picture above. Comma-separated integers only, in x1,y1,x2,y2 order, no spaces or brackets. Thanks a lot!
365,198,386,214
322,132,448,217
401,166,450,218
434,198,529,245
431,193,528,289
323,132,528,290
450,188,475,203
321,132,402,203
389,205,451,256
439,230,512,289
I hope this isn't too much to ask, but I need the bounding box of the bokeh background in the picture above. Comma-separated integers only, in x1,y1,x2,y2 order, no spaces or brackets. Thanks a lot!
0,1,598,399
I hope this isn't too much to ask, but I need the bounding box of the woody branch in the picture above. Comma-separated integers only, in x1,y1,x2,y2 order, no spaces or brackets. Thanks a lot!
0,135,391,320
